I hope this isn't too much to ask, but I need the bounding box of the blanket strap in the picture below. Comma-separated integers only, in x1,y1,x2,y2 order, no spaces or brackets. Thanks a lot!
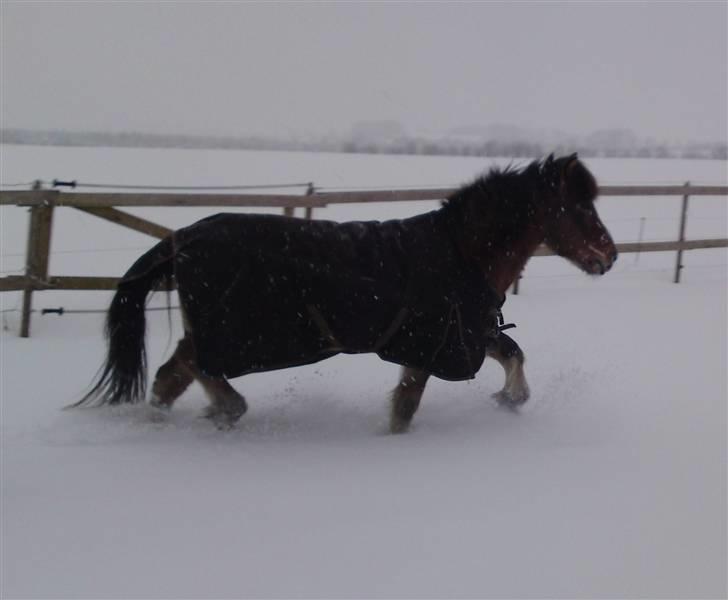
371,271,420,352
453,303,476,378
372,307,410,352
497,308,516,332
306,304,344,353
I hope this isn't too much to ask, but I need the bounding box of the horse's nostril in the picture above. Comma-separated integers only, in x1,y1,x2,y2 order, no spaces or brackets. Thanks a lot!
610,251,618,263
587,259,605,275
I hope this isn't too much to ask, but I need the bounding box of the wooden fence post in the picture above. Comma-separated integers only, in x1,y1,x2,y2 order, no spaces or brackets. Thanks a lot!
283,182,316,219
512,272,522,295
305,182,315,219
20,181,54,337
673,181,690,284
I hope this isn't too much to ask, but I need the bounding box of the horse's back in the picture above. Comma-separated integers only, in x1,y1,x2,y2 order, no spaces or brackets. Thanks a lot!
173,213,411,378
171,211,501,382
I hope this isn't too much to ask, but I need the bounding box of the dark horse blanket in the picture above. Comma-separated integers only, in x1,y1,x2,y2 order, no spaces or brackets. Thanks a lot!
135,211,505,381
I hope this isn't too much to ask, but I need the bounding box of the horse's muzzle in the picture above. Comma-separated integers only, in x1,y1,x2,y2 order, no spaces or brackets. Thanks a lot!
586,250,617,275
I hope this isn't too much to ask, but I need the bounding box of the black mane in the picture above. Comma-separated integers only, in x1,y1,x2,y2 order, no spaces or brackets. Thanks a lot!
443,158,548,211
440,159,551,235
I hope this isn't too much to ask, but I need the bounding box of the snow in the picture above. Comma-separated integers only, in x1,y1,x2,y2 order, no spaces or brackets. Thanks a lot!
1,146,727,598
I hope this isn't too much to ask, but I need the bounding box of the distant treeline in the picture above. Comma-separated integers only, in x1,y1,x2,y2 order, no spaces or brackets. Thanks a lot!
2,128,726,160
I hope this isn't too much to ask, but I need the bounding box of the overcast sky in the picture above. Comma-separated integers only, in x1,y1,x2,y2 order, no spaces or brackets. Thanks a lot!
2,1,726,143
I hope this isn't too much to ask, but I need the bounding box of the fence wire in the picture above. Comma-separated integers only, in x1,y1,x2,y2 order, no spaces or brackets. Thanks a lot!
0,179,313,191
2,263,725,321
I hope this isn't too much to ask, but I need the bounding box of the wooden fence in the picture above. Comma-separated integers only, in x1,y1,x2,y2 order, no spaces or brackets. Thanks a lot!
1,182,727,337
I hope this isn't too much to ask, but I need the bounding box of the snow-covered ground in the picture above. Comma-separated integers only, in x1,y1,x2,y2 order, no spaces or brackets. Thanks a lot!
1,146,726,598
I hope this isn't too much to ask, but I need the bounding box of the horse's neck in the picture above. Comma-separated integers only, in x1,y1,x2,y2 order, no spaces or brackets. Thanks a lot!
482,236,541,295
435,200,545,296
438,172,551,296
468,221,544,296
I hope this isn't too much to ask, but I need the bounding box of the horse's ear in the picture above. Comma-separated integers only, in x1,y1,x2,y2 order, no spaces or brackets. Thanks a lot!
561,153,598,200
540,154,559,190
561,153,580,181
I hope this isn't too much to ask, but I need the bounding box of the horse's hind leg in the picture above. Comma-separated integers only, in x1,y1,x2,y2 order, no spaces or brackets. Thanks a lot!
150,336,196,410
488,333,530,409
196,374,248,429
150,335,247,427
149,333,246,427
390,367,430,434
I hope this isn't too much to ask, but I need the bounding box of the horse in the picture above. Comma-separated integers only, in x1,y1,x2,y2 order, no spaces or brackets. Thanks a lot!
76,153,617,432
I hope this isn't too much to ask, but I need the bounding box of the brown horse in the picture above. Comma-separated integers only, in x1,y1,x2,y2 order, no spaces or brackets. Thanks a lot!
77,153,616,432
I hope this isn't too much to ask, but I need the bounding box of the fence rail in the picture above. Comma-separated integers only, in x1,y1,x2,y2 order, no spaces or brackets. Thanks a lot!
3,184,728,208
1,182,727,337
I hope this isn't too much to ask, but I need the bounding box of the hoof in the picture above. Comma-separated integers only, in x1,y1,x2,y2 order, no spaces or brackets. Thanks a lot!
492,389,528,411
201,405,244,430
147,397,172,422
389,416,412,434
149,397,172,412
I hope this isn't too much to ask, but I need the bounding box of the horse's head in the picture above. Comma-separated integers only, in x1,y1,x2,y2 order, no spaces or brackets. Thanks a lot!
539,154,617,275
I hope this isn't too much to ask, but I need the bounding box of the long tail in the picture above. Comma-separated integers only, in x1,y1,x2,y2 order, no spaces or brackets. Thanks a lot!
73,237,175,407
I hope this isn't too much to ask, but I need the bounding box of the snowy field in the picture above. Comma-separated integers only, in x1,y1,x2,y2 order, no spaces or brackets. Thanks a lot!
1,145,727,599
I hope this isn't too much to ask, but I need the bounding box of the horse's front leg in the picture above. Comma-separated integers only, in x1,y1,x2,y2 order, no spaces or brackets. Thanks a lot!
390,366,430,434
487,332,530,409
